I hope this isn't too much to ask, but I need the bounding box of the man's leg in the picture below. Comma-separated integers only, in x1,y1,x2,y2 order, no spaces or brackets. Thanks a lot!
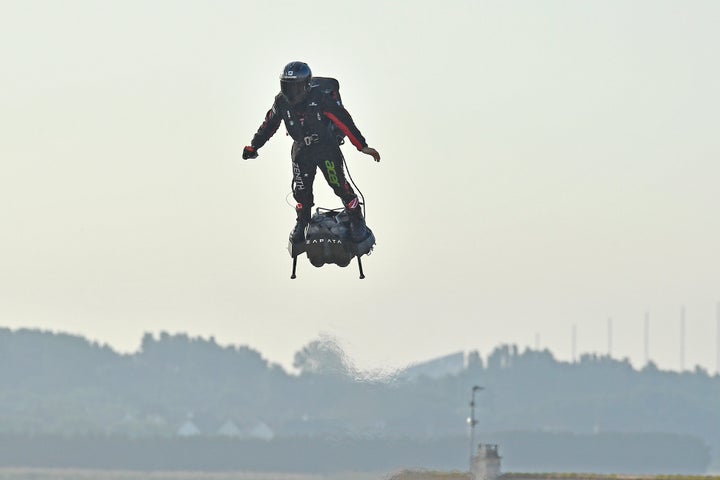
318,148,369,242
290,147,316,243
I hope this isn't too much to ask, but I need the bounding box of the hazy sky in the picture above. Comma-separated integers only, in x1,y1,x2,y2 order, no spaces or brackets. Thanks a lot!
1,0,719,374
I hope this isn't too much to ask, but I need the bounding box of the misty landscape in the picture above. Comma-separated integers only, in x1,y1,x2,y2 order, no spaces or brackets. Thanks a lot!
1,328,718,475
3,0,720,478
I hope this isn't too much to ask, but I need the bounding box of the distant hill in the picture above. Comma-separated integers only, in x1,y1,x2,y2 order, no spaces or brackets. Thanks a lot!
0,327,718,472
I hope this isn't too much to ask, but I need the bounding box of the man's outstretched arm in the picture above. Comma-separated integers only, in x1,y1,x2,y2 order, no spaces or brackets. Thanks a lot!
243,100,282,159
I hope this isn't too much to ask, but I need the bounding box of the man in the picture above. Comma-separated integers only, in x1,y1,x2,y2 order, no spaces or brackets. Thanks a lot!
242,61,380,243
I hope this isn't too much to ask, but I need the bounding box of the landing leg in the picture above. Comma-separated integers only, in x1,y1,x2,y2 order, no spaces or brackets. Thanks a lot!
357,256,365,279
291,256,298,279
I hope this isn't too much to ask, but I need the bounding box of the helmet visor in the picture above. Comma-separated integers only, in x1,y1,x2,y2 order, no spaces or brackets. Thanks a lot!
281,80,307,104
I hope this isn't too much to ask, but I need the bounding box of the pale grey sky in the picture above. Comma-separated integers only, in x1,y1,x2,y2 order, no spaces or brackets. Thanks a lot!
1,0,719,374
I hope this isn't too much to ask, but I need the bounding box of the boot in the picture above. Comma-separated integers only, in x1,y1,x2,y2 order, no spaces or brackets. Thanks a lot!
347,206,369,243
290,207,310,244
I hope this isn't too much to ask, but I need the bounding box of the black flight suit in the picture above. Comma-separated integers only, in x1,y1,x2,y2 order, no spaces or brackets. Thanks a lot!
249,81,369,224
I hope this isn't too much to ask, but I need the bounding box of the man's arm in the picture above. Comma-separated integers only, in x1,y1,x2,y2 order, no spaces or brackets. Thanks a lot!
322,97,380,162
321,93,367,150
243,99,282,159
251,102,282,149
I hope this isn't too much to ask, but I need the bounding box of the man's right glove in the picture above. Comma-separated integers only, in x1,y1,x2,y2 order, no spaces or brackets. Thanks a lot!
242,146,258,159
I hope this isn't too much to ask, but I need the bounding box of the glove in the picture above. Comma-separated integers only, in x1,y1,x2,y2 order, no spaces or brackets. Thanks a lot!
361,146,380,162
242,146,258,160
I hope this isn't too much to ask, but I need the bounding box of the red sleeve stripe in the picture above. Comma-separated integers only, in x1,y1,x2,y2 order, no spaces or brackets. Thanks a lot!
323,111,364,150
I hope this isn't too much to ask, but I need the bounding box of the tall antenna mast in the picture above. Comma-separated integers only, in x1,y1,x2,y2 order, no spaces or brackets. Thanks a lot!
680,305,686,371
716,302,720,375
572,324,577,363
644,311,650,366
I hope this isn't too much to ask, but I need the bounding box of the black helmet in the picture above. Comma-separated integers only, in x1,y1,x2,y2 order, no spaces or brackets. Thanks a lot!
280,61,312,104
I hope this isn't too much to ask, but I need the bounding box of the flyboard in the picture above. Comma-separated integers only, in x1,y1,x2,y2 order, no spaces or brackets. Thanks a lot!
288,208,375,279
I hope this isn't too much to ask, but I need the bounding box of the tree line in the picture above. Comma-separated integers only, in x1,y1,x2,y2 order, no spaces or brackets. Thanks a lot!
0,328,718,472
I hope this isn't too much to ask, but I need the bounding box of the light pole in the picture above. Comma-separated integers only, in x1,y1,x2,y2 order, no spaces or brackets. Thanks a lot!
468,385,484,473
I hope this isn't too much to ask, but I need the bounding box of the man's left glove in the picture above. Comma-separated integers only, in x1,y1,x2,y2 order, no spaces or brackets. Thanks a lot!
242,146,258,160
361,146,381,162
